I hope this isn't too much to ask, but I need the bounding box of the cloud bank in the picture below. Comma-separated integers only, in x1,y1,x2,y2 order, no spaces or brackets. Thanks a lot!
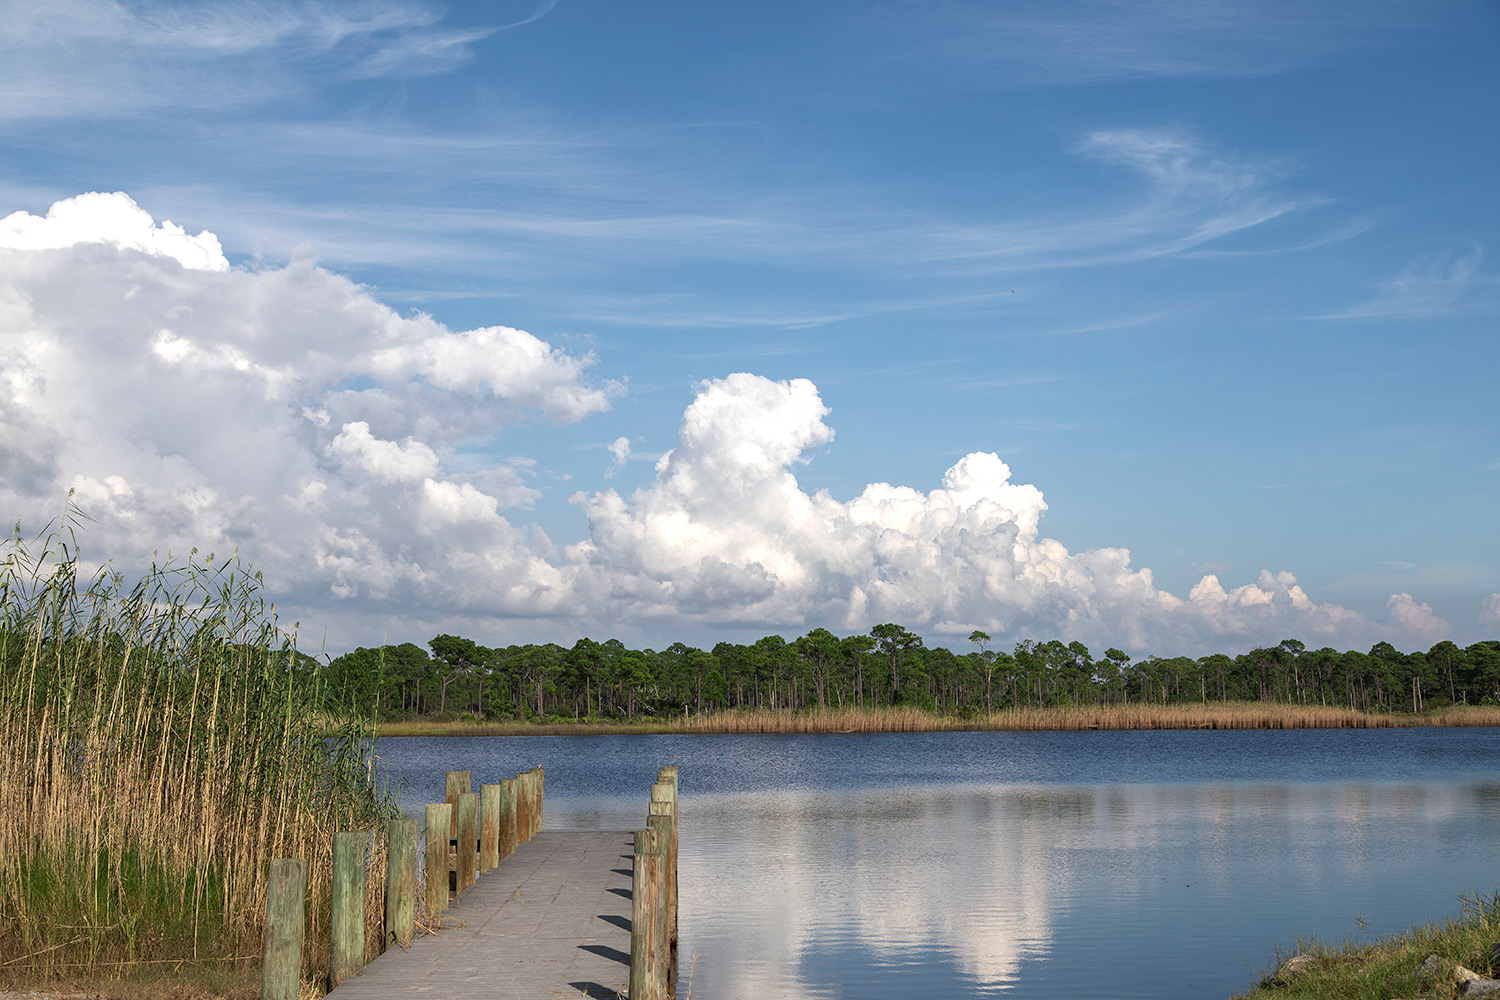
567,374,1444,651
0,192,617,627
0,192,1465,654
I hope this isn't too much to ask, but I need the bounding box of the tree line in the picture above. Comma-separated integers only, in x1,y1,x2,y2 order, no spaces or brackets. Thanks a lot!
316,626,1500,721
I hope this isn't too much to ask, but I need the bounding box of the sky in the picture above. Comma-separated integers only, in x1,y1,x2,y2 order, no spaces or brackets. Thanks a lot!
1,0,1496,658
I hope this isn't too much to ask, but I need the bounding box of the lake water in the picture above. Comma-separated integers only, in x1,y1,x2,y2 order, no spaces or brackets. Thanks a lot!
373,728,1500,999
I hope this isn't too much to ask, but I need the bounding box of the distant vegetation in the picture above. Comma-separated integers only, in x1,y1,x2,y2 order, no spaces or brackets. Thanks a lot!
321,623,1500,725
0,521,387,988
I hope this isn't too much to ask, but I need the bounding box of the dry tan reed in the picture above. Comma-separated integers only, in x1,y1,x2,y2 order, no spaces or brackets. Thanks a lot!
983,702,1409,730
1422,705,1500,727
685,706,959,733
690,702,1419,733
0,522,388,987
375,700,1500,738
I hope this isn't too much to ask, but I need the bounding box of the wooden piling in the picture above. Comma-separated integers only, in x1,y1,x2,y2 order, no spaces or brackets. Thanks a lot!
480,784,501,871
524,769,538,839
649,781,679,947
424,803,452,916
445,771,471,837
645,812,672,982
514,772,532,844
456,791,479,893
648,799,678,951
385,818,418,949
261,858,305,1000
629,829,667,1000
331,830,367,987
534,768,544,835
499,777,518,858
654,765,681,985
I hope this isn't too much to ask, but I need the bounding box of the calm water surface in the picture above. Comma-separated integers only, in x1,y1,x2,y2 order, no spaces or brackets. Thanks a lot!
374,729,1500,999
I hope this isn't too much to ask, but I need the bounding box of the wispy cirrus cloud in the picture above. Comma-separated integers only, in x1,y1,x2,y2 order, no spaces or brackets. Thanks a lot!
1325,244,1500,319
929,128,1319,268
143,124,1331,328
0,0,508,121
867,0,1429,87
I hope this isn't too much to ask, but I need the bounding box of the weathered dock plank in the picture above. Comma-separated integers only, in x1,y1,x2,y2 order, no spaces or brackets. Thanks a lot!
328,830,636,1000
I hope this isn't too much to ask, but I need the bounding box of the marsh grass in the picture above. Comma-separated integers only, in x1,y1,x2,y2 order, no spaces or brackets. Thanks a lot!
0,515,389,989
1236,891,1500,999
692,702,1447,732
374,701,1500,737
985,702,1408,730
687,706,957,733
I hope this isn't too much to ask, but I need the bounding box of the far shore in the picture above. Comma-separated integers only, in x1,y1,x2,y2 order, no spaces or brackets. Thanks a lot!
368,701,1500,737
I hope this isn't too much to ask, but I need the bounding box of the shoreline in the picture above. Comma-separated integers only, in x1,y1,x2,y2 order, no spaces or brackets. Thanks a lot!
368,702,1500,737
1234,890,1500,999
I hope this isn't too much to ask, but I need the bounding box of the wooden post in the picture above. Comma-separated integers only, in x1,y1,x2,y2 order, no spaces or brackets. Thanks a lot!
651,771,680,986
385,818,418,949
649,782,678,939
480,784,501,871
629,829,667,1000
424,803,452,916
523,769,537,840
499,778,518,858
536,766,545,836
649,799,678,953
514,772,532,844
331,830,367,987
646,811,673,991
445,771,471,837
456,791,479,893
261,858,305,1000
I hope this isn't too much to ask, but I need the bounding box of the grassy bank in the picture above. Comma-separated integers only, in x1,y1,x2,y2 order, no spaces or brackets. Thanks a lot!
371,701,1500,737
1236,891,1500,999
0,524,389,995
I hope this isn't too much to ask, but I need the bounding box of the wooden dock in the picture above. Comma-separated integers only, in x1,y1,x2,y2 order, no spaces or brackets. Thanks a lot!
327,830,637,1000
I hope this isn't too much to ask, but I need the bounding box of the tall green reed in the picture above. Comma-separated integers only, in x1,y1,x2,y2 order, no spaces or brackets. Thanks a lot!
0,511,388,980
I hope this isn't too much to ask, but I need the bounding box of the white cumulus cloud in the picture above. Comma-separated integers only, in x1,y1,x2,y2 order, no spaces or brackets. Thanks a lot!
1384,593,1449,644
0,191,228,271
567,372,1444,652
1481,594,1500,626
605,436,631,477
0,192,617,634
327,421,440,484
0,193,1462,655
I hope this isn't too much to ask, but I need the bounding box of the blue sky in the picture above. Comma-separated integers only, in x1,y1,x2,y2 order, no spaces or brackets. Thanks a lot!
1,0,1496,655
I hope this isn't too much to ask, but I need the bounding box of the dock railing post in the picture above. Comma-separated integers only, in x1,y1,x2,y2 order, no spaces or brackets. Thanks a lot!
423,803,452,917
456,791,479,893
629,829,667,1000
261,858,305,1000
445,771,471,838
331,830,367,987
500,777,518,858
536,766,545,836
650,778,679,950
514,772,532,845
519,768,542,840
645,811,672,992
480,783,501,871
385,818,418,949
